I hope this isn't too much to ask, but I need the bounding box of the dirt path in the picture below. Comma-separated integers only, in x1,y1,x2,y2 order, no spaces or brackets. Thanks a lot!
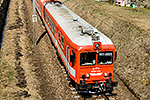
0,0,41,99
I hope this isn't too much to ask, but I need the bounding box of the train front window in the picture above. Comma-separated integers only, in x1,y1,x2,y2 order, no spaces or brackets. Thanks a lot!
80,52,96,66
98,52,113,65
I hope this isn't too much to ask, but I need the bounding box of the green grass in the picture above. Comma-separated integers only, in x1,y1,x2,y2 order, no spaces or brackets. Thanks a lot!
145,77,150,86
95,1,100,3
0,62,16,78
99,13,103,15
82,7,85,10
16,43,19,46
6,71,14,77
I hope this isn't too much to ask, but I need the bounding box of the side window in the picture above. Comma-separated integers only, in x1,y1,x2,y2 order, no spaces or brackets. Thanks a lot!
44,9,46,19
70,50,76,67
70,50,76,63
49,17,51,27
40,4,41,11
58,31,61,43
45,11,48,22
47,15,49,25
61,36,64,48
52,21,54,31
68,47,70,59
46,12,48,22
54,25,56,36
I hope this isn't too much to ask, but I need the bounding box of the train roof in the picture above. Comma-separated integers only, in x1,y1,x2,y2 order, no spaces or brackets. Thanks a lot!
44,2,113,46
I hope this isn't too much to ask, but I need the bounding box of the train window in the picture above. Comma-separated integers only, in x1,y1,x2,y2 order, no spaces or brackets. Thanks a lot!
52,21,54,31
98,52,113,65
80,52,96,66
40,4,41,11
45,12,47,21
54,25,56,36
46,12,48,22
47,15,49,25
70,50,76,64
58,31,61,43
61,36,64,48
49,17,51,27
57,27,58,34
44,9,46,19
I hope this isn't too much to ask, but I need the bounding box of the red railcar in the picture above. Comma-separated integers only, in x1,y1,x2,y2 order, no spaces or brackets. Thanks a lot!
35,0,117,93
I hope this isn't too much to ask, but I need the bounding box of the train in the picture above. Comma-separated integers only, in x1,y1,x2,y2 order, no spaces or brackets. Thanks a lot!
35,0,118,94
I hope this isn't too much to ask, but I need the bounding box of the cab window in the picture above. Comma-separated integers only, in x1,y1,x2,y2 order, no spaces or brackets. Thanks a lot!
80,52,96,66
98,52,113,65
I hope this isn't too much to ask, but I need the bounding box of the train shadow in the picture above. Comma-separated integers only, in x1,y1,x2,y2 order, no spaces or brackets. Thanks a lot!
36,31,47,45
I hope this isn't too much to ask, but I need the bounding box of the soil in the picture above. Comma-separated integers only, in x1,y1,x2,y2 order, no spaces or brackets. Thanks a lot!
0,0,150,99
0,0,42,99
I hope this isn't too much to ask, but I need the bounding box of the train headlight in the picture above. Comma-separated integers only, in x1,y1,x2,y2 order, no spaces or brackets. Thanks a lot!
93,42,102,50
95,44,100,48
104,73,107,77
86,74,90,78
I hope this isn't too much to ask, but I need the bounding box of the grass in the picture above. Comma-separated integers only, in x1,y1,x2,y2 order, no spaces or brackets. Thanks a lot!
8,78,11,81
99,13,103,15
82,7,85,10
95,1,101,3
145,77,150,86
0,62,16,80
6,71,14,77
16,43,19,46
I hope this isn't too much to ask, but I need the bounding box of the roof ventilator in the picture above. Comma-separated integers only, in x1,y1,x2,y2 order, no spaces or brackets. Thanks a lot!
73,18,78,21
81,28,100,41
50,0,62,6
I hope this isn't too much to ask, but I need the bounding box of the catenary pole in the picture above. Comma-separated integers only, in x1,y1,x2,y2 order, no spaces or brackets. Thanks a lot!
32,0,37,46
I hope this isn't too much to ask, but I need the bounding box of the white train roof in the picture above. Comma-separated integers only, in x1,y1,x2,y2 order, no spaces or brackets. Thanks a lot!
44,2,113,46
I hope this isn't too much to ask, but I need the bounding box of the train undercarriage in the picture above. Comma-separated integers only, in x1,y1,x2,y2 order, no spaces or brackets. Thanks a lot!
69,78,118,95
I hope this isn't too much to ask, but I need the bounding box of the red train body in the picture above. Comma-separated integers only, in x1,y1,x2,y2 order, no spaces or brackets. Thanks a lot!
35,0,117,93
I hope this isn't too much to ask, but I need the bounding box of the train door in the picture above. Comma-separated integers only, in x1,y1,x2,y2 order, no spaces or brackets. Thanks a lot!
66,46,76,78
66,46,71,75
67,47,76,67
43,7,46,20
